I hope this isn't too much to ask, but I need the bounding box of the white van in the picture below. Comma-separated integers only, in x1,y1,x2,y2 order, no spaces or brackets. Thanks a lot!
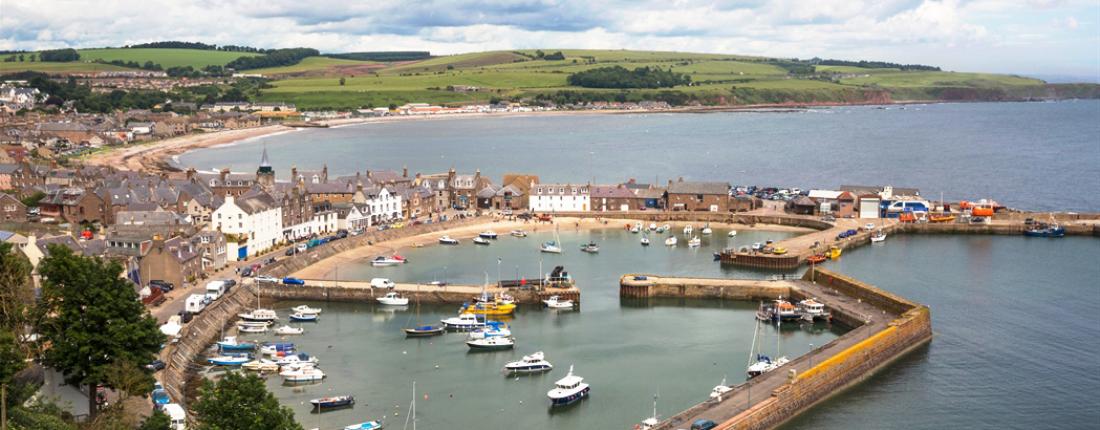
162,403,186,430
184,294,206,314
370,278,395,289
204,280,227,302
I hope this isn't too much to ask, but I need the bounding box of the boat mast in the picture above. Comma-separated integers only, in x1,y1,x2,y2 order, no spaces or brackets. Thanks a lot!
747,313,760,367
403,381,416,430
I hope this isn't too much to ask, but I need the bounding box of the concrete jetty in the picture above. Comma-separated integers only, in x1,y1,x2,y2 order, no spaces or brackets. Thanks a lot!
622,268,932,429
259,278,581,305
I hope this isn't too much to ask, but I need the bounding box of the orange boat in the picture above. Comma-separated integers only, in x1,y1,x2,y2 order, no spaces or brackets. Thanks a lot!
929,214,956,223
806,254,827,265
971,206,994,217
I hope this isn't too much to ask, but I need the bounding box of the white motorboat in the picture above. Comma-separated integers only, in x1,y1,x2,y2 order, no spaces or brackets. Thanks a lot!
441,313,485,329
291,305,322,315
580,242,599,253
510,229,528,238
630,224,642,233
289,312,318,322
377,292,409,306
664,236,677,246
208,355,251,366
504,351,553,373
467,321,511,339
656,224,670,233
466,335,515,351
237,323,268,333
709,376,732,399
728,230,738,237
648,223,657,231
548,365,590,406
798,299,830,321
273,325,304,335
478,230,498,239
701,224,713,235
216,336,255,351
472,236,491,245
371,255,405,266
640,234,650,246
438,235,459,245
260,343,295,357
543,295,574,309
688,236,702,248
238,308,278,323
274,353,318,367
871,230,887,243
282,366,326,383
683,225,693,235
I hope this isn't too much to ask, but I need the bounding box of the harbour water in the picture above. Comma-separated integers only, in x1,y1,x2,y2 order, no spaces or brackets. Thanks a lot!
253,227,840,429
177,100,1100,212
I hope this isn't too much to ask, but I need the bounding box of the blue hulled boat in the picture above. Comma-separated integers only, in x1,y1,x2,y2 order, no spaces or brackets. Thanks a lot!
1024,225,1065,238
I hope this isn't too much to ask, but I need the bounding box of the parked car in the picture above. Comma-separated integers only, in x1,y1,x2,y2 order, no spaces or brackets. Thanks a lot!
222,279,237,288
146,360,166,371
297,243,308,253
370,278,395,289
256,275,280,284
691,419,717,430
240,266,253,277
337,229,348,239
149,280,173,292
285,248,297,256
633,275,648,281
282,277,305,286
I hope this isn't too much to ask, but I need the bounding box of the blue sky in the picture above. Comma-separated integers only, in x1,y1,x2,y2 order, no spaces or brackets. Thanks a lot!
1,0,1097,79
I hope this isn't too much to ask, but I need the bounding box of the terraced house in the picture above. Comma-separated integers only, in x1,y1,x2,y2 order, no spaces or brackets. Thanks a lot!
530,183,590,212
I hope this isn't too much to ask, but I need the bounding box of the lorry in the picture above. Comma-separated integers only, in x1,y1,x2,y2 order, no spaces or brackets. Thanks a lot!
185,294,207,314
204,280,227,302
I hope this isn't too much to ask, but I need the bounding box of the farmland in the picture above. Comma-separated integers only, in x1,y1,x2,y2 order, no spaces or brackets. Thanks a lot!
77,48,261,69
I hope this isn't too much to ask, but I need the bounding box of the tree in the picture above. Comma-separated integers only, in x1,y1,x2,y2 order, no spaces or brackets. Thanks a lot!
193,372,302,430
17,54,24,62
139,409,171,430
19,191,45,208
0,242,33,333
36,245,164,419
339,77,346,86
0,328,25,385
29,54,35,62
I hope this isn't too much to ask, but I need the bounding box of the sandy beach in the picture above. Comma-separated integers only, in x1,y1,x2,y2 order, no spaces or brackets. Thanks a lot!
292,216,813,279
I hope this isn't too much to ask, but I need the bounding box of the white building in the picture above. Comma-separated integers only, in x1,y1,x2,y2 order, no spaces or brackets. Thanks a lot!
354,186,402,224
339,204,371,231
212,193,282,260
529,183,590,212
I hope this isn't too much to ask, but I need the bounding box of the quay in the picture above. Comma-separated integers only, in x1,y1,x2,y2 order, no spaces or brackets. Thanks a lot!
258,278,581,305
621,268,932,429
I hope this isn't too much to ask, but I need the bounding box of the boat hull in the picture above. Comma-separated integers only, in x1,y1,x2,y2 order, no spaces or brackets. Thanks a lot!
289,315,318,322
549,386,590,406
466,341,515,351
312,398,355,410
403,326,445,337
505,364,552,373
1024,229,1065,238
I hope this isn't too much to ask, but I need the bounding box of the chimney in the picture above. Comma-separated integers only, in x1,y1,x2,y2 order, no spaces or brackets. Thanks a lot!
402,165,408,178
291,166,297,181
219,168,229,183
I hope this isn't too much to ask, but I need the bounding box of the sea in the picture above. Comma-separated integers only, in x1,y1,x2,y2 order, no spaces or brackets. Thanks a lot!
186,101,1100,429
176,100,1100,212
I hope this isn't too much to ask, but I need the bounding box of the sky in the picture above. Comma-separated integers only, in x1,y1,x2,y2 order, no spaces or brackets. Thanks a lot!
1,0,1097,79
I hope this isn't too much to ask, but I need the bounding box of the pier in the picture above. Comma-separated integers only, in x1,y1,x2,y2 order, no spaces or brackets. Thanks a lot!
621,268,932,429
258,278,581,305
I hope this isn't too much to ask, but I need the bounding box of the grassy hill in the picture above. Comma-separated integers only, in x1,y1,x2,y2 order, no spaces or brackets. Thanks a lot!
76,48,261,68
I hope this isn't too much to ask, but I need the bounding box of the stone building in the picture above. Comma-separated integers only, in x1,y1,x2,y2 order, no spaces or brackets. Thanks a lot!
665,180,730,212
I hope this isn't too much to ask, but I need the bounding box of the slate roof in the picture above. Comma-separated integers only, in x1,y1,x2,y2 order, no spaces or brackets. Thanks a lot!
666,181,729,195
591,185,636,199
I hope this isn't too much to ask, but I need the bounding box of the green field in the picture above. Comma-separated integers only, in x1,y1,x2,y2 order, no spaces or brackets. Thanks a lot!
245,56,379,76
77,48,260,69
0,61,133,73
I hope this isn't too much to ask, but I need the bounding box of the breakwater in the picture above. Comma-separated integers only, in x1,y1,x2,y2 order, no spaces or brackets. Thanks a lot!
619,275,792,300
258,279,580,305
630,268,932,430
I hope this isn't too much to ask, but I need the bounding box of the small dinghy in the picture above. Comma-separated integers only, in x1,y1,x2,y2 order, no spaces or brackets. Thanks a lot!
208,355,250,366
274,325,304,335
403,324,445,337
311,395,355,411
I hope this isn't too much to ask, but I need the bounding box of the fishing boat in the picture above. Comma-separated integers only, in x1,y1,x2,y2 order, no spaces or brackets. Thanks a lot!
217,336,255,352
289,312,318,322
242,359,280,372
683,224,693,235
343,420,383,430
208,355,250,366
870,230,887,243
664,236,677,246
274,353,317,367
238,308,279,323
547,365,590,406
701,223,713,235
504,351,553,373
441,313,485,329
438,236,459,245
467,321,511,339
371,255,406,266
709,376,732,399
478,230,499,239
472,236,491,245
311,395,355,410
403,285,445,337
542,295,574,309
798,299,830,322
580,242,599,253
640,234,650,246
292,305,322,315
728,230,737,237
757,299,800,322
460,300,516,316
688,236,701,248
377,292,409,306
281,366,326,383
1025,223,1066,238
510,230,529,238
639,394,660,430
466,335,515,351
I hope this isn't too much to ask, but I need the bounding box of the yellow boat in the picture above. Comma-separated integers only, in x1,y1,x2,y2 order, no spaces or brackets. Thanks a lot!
460,301,517,316
929,214,956,223
771,247,788,255
826,245,842,260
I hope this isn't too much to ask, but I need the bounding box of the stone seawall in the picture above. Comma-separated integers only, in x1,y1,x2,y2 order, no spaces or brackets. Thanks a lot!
619,274,792,300
549,211,833,230
900,221,1095,236
257,283,575,305
713,268,932,430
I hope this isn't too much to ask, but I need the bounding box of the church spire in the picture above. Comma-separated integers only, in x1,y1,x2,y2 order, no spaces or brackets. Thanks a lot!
260,146,271,168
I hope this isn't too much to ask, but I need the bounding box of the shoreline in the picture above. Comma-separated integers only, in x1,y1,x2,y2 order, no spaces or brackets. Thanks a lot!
291,216,814,279
82,99,1029,174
